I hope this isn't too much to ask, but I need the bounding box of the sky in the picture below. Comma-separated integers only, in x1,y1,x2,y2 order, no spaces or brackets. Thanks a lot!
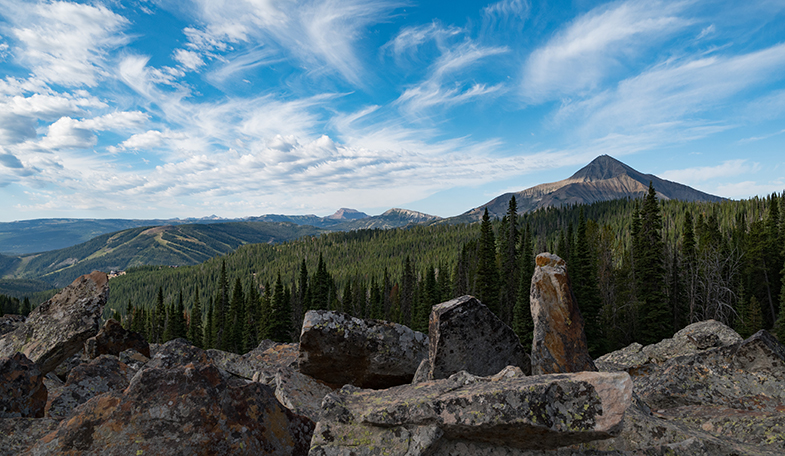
0,0,784,222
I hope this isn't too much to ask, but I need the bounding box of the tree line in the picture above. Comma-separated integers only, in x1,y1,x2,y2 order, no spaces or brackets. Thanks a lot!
111,185,785,356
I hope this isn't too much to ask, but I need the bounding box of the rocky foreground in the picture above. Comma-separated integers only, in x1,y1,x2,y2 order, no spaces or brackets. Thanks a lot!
2,254,785,455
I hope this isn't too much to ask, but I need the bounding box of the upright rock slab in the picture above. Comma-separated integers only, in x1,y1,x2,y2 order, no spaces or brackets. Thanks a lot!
0,352,47,418
298,310,428,389
0,271,108,375
428,295,530,380
309,369,633,455
45,355,131,420
530,253,596,375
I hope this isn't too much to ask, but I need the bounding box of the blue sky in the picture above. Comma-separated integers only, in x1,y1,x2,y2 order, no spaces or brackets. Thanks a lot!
0,0,783,222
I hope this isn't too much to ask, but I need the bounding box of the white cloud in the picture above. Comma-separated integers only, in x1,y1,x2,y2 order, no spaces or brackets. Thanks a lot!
557,42,785,138
660,159,757,183
38,112,148,150
175,0,405,86
521,0,689,102
173,49,205,71
4,0,130,87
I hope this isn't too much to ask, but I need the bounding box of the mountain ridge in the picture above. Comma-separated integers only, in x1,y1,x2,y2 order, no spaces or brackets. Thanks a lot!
457,155,725,221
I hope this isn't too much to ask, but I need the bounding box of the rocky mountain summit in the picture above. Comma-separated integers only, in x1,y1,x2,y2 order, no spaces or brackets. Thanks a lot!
461,155,725,220
2,258,785,454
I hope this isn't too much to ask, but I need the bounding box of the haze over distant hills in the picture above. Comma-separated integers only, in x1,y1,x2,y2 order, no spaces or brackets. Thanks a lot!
458,155,725,221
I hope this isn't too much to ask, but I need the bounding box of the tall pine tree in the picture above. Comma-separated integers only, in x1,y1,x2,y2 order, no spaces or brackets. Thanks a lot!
635,183,670,345
477,208,500,314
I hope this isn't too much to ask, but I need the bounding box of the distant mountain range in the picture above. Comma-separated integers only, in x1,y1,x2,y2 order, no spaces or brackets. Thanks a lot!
0,154,726,291
456,155,724,221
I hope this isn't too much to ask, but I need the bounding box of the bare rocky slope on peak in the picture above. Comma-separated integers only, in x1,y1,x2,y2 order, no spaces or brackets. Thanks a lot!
458,154,725,221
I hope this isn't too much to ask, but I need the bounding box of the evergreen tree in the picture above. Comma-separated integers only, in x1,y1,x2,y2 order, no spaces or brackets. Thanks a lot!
572,208,602,356
269,274,292,342
175,289,187,339
681,211,698,323
499,196,520,322
312,254,331,310
298,259,309,316
20,297,31,316
155,287,165,343
258,281,272,340
205,298,215,348
476,208,500,314
227,277,245,352
635,183,670,345
243,281,260,353
189,287,203,348
401,256,416,326
369,277,383,320
215,260,229,350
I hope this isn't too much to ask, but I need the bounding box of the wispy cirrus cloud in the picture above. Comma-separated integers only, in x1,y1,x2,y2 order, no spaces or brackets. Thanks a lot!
2,0,130,87
521,0,690,103
660,159,758,184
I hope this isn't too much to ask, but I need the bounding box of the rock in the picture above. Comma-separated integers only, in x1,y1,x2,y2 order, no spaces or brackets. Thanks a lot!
298,310,428,389
208,340,299,380
28,343,315,455
427,295,531,380
51,352,85,382
83,318,150,359
634,329,785,412
596,320,743,373
45,355,131,420
0,417,59,456
144,337,212,371
0,352,47,418
252,367,333,422
529,253,596,375
118,348,149,372
309,369,632,455
0,272,108,375
0,314,25,336
412,358,430,384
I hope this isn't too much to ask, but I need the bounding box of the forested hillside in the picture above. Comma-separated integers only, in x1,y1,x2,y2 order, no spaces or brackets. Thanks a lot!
111,187,785,359
1,222,324,288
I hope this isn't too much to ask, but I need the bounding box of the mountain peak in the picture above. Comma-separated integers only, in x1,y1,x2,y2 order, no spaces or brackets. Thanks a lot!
569,155,638,182
326,208,368,220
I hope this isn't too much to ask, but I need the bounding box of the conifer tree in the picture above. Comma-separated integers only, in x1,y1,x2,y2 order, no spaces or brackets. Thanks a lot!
258,281,272,340
175,289,187,339
155,287,165,343
243,281,260,353
401,256,416,326
635,183,670,345
298,259,309,315
499,196,520,322
189,287,203,348
682,211,697,323
572,208,602,356
227,277,245,353
369,278,383,320
20,297,30,316
269,274,292,342
206,297,215,348
215,260,229,351
477,208,500,314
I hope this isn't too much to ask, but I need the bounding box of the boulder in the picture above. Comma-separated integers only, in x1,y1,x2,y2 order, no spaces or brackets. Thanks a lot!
45,355,131,420
0,314,25,336
529,253,596,375
298,310,428,389
309,369,633,455
0,272,108,375
0,352,47,418
0,417,59,456
595,319,743,372
427,295,530,380
28,343,314,455
83,318,150,359
207,339,297,380
252,367,333,422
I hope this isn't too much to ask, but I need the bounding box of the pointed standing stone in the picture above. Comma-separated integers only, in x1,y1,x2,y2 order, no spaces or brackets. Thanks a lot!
530,253,596,375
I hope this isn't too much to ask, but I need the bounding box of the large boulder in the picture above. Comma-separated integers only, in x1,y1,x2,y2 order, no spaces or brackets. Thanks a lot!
428,295,530,379
298,310,428,389
45,355,131,420
309,369,632,455
529,253,596,375
253,367,333,422
0,272,108,375
0,352,47,418
83,318,150,359
595,319,743,372
0,418,59,456
28,342,314,456
208,339,298,380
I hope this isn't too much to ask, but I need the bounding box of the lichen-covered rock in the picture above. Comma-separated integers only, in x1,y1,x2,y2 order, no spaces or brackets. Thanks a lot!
530,253,596,375
83,318,149,359
298,310,428,389
251,367,332,422
45,355,131,420
634,329,785,412
0,352,47,418
0,314,25,336
118,348,149,372
209,340,299,380
428,295,530,380
0,272,108,375
28,349,314,455
144,337,212,371
596,320,743,373
0,417,59,456
309,370,632,455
